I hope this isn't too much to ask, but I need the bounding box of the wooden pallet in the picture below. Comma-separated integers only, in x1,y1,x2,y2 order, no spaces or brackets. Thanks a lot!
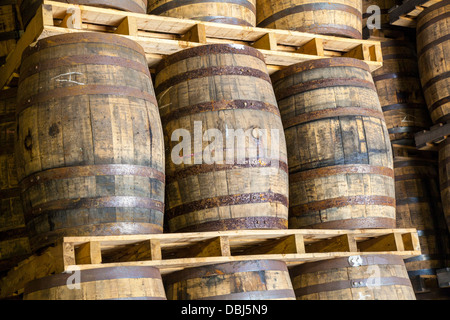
414,122,450,151
0,228,420,298
0,0,384,89
389,0,443,28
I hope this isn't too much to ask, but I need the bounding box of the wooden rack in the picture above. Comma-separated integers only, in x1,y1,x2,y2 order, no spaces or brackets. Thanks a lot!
0,0,384,89
415,122,450,151
0,228,420,298
389,0,443,28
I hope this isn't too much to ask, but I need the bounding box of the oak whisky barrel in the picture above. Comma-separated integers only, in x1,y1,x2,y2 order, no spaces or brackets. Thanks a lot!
372,40,431,145
272,58,395,229
394,146,450,298
257,0,362,39
147,0,256,27
440,138,450,233
23,266,167,300
16,33,165,252
290,255,416,300
164,260,296,300
155,44,289,233
0,89,30,272
416,1,450,124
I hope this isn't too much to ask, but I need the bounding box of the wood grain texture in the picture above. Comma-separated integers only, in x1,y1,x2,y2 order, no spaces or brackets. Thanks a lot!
416,1,450,124
0,88,31,272
372,40,431,144
16,32,165,252
257,0,362,39
394,147,450,294
272,57,395,229
439,138,450,233
23,266,167,300
164,259,296,300
147,0,256,27
155,44,289,233
290,254,416,300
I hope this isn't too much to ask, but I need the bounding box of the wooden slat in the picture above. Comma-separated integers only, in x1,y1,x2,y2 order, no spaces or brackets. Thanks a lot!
74,242,102,265
415,122,450,151
358,233,405,252
390,0,443,27
305,234,357,253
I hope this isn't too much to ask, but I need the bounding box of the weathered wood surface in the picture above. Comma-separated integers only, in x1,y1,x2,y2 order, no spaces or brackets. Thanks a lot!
23,266,166,300
15,32,165,252
290,254,416,300
415,122,450,151
272,57,395,229
372,40,431,144
155,44,289,233
147,0,256,27
257,0,363,39
390,0,442,27
416,1,450,124
439,138,450,232
394,146,450,295
0,88,31,272
0,3,22,64
164,259,295,300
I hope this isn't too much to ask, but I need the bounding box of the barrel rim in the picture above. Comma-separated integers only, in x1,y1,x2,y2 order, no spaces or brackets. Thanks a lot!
270,57,370,84
155,44,266,74
21,32,146,63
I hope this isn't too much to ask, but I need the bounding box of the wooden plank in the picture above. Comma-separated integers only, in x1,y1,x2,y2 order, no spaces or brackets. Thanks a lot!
415,122,450,150
389,0,443,27
343,44,369,60
239,234,305,255
59,5,82,29
358,233,405,252
115,16,138,36
74,241,102,265
180,23,207,44
295,38,324,56
169,237,231,259
305,234,357,253
252,33,277,51
102,239,162,262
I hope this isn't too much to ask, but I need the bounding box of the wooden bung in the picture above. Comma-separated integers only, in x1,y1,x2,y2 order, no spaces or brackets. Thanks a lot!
16,33,165,252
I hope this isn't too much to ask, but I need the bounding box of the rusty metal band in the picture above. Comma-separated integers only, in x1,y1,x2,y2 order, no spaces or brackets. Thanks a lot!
20,164,165,193
0,112,15,124
25,196,165,219
16,85,158,116
381,53,417,61
19,55,151,85
172,216,288,232
164,259,288,284
293,276,411,297
0,187,21,199
156,44,265,74
290,164,394,183
149,0,256,15
407,269,437,277
271,58,370,84
160,100,280,124
396,197,434,206
166,192,288,219
0,88,17,99
256,3,361,28
429,96,450,114
22,32,145,62
292,24,362,39
417,11,450,35
275,79,376,102
421,71,450,92
388,126,426,134
0,227,28,242
289,254,404,277
417,1,449,23
418,34,450,58
166,159,288,185
196,289,296,300
155,66,271,95
381,103,427,112
292,217,396,229
71,0,147,13
372,72,420,82
282,106,384,130
191,16,253,27
24,266,162,295
435,113,450,125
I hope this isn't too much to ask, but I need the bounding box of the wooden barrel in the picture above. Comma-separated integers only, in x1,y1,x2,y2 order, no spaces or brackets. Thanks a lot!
147,0,256,27
23,266,167,300
372,40,431,145
393,146,450,296
271,58,395,229
0,89,31,272
440,138,450,233
256,0,362,39
0,4,22,65
416,1,450,124
155,44,288,233
290,255,416,300
164,260,296,300
16,33,165,252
